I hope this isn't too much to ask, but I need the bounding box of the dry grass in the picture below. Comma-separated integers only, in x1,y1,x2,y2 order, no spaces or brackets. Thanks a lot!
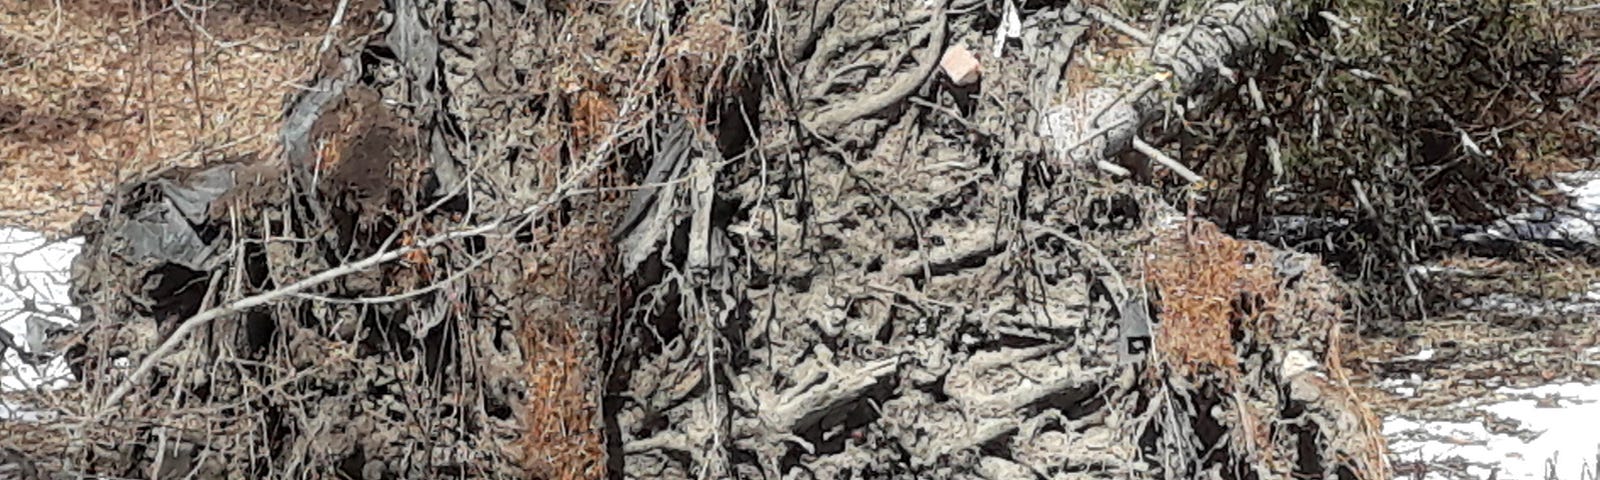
1431,254,1600,301
518,310,606,480
0,0,335,233
1146,219,1280,376
1145,215,1392,477
515,216,617,479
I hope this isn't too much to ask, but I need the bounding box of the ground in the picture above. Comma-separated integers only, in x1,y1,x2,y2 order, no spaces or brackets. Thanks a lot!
1,0,338,233
1348,175,1600,479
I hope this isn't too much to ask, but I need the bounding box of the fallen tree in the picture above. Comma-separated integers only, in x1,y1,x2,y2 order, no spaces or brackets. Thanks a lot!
5,1,1394,479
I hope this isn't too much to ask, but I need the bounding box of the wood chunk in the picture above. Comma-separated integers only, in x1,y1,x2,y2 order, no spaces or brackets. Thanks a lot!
940,44,981,86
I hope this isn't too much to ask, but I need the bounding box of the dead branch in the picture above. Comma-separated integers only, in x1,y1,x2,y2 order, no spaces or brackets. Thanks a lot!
1132,137,1203,183
98,94,646,415
1086,6,1154,45
753,357,898,435
1043,2,1279,169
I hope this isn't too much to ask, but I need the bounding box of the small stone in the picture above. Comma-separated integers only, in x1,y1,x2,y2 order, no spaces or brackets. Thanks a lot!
940,44,981,86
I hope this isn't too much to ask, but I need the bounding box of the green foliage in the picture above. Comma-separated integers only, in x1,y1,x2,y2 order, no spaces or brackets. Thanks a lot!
1184,0,1595,320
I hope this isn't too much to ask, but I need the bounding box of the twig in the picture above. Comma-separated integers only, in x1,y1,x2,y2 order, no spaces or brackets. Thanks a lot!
1096,160,1133,177
908,97,977,131
96,93,646,415
292,245,494,305
1086,6,1154,46
1131,137,1203,183
806,7,947,135
1152,0,1173,38
1086,71,1171,136
867,283,958,309
804,10,934,80
1060,116,1133,158
1318,11,1354,32
318,0,352,56
1024,221,1128,303
784,0,849,65
98,219,493,413
168,0,257,49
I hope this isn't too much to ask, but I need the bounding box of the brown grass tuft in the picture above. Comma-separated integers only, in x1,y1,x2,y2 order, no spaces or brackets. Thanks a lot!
1146,219,1280,376
518,310,606,480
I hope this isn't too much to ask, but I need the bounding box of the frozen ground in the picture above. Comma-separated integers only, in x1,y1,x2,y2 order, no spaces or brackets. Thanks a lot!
1382,173,1600,480
0,228,81,399
1384,382,1600,480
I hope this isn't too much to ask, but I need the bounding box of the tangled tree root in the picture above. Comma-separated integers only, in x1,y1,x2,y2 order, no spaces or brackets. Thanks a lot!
0,1,1396,479
610,1,1389,478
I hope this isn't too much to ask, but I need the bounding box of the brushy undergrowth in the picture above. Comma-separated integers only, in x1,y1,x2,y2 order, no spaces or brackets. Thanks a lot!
1166,0,1598,322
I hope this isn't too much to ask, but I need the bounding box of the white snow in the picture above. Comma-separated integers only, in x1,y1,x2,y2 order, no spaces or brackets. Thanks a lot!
1562,172,1600,213
0,227,81,397
1385,383,1600,480
0,400,52,422
1384,171,1600,479
1377,377,1420,398
1484,173,1600,246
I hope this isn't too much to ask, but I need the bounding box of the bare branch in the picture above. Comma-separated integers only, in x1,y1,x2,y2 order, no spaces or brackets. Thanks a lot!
97,94,645,415
1132,136,1203,183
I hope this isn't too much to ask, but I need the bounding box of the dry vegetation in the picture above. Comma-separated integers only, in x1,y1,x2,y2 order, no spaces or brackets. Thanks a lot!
4,0,1594,478
1144,211,1391,477
1,1,640,477
0,0,342,233
517,311,605,479
1146,217,1279,376
1162,0,1600,320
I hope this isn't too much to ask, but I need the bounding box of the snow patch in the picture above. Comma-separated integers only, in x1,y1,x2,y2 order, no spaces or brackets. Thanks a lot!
1485,173,1600,245
0,399,53,422
0,227,82,397
1386,383,1600,480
